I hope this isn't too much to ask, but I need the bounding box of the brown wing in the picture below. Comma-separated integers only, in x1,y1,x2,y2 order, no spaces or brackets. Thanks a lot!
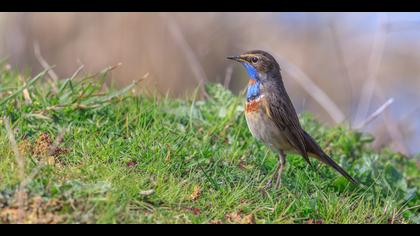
264,84,312,166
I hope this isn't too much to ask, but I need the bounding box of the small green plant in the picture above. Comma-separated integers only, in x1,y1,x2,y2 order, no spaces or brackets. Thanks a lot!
0,64,418,223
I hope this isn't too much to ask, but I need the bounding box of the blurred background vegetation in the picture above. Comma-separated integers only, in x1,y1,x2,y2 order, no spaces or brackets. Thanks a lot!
0,12,419,156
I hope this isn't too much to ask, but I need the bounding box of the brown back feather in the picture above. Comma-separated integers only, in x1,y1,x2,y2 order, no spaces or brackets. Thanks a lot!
266,79,312,166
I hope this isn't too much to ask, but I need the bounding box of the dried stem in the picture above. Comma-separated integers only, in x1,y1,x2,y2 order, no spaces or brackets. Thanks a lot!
159,13,209,99
355,98,394,129
34,41,59,93
329,22,354,127
354,13,388,125
274,53,346,123
224,65,233,89
376,88,409,155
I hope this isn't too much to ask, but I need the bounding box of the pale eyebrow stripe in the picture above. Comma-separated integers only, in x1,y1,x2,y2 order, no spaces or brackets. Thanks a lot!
241,54,258,58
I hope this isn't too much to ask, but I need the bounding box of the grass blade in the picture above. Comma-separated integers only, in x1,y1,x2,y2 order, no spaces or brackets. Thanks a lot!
0,68,51,106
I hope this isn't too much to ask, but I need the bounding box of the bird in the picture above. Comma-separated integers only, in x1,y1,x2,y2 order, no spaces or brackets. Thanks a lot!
227,50,359,189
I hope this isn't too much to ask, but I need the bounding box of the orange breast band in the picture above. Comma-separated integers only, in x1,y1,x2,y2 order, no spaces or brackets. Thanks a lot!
245,99,262,113
248,79,257,85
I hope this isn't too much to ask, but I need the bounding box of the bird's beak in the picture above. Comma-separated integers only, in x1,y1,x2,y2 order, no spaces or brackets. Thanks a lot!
227,55,244,62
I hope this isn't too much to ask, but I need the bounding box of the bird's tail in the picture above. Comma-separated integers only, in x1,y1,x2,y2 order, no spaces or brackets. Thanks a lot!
303,131,359,185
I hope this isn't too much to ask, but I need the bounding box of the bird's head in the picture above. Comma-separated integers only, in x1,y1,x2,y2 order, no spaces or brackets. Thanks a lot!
227,50,281,81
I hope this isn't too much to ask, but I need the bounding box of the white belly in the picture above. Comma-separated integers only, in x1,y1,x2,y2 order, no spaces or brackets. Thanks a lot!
245,105,292,151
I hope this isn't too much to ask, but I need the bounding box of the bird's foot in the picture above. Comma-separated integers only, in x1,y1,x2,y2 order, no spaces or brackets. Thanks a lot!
274,173,282,189
264,179,273,190
259,179,273,195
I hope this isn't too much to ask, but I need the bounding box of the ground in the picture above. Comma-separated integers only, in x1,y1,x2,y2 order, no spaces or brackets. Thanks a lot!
0,65,419,224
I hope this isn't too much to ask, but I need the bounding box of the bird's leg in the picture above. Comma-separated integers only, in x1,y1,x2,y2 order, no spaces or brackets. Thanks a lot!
274,150,286,189
264,150,286,190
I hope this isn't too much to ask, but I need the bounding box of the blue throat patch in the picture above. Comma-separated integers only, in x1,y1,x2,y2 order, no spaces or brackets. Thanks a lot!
243,62,257,79
242,63,260,101
247,80,260,102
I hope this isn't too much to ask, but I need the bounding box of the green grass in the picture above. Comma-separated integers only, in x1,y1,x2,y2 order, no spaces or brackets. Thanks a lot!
0,64,419,224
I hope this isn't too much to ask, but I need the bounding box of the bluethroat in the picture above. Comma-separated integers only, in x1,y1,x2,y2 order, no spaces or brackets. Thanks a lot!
227,50,359,189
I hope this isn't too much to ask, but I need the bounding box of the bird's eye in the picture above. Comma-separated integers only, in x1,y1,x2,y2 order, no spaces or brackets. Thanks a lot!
251,57,259,63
